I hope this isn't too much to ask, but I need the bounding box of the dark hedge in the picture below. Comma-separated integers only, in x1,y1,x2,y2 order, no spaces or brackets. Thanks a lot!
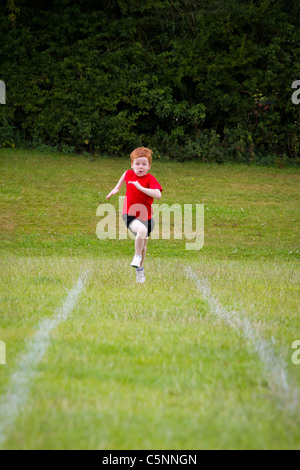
0,0,299,164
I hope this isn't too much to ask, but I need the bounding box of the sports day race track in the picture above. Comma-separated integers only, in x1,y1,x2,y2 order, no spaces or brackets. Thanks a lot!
0,258,299,450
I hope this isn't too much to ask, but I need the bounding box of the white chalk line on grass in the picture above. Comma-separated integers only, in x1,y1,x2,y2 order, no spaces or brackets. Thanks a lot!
185,265,299,412
0,268,90,449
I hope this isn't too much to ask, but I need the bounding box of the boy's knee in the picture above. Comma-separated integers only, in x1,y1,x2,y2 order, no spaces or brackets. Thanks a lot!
130,220,148,239
138,226,148,239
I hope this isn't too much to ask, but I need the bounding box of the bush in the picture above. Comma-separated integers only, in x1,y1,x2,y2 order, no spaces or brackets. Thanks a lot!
0,0,299,164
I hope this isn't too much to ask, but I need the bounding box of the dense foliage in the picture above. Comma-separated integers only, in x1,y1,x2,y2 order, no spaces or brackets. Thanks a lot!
0,0,299,163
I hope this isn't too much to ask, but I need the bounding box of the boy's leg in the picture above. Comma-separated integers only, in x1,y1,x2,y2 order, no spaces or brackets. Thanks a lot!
135,237,148,283
140,237,149,267
130,219,148,256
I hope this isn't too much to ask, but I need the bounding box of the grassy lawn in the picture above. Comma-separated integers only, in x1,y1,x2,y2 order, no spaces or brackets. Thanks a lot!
0,148,299,449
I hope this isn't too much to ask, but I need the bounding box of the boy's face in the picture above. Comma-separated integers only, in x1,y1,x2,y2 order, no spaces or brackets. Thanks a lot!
131,157,151,177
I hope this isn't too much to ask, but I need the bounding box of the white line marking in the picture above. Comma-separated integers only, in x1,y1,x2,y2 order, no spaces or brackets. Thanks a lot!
0,269,90,449
185,265,299,412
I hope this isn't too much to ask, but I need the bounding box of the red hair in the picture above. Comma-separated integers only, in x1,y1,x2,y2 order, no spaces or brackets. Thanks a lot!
130,147,153,166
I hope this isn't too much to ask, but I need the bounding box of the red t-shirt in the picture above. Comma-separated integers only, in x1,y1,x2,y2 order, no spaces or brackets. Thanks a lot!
122,169,163,221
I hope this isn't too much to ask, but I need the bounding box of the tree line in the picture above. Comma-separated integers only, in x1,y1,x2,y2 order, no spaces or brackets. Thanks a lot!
0,0,299,164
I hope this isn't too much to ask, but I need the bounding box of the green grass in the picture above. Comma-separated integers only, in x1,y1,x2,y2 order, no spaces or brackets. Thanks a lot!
0,148,299,449
0,148,299,261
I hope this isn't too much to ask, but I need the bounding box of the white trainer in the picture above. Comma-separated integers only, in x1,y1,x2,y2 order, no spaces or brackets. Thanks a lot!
131,255,142,268
136,269,145,284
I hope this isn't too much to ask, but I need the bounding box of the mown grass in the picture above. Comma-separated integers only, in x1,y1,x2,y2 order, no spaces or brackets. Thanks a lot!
0,149,299,449
0,148,299,261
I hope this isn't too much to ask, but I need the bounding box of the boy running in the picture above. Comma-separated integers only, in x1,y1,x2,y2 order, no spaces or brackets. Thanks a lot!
106,147,163,283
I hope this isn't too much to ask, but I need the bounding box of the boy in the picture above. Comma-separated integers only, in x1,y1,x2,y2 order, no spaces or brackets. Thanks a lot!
106,147,163,283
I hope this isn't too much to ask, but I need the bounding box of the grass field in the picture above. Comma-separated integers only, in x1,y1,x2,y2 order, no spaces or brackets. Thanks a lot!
0,148,299,450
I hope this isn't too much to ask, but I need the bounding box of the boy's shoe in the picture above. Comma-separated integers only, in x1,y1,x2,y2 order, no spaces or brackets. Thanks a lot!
131,255,142,268
136,268,145,284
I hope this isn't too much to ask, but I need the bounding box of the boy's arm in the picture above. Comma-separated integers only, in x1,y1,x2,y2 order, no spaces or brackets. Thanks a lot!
128,182,161,200
106,172,126,200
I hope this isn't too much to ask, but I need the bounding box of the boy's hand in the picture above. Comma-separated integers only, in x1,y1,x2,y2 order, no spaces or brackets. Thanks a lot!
106,188,119,200
128,181,142,190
